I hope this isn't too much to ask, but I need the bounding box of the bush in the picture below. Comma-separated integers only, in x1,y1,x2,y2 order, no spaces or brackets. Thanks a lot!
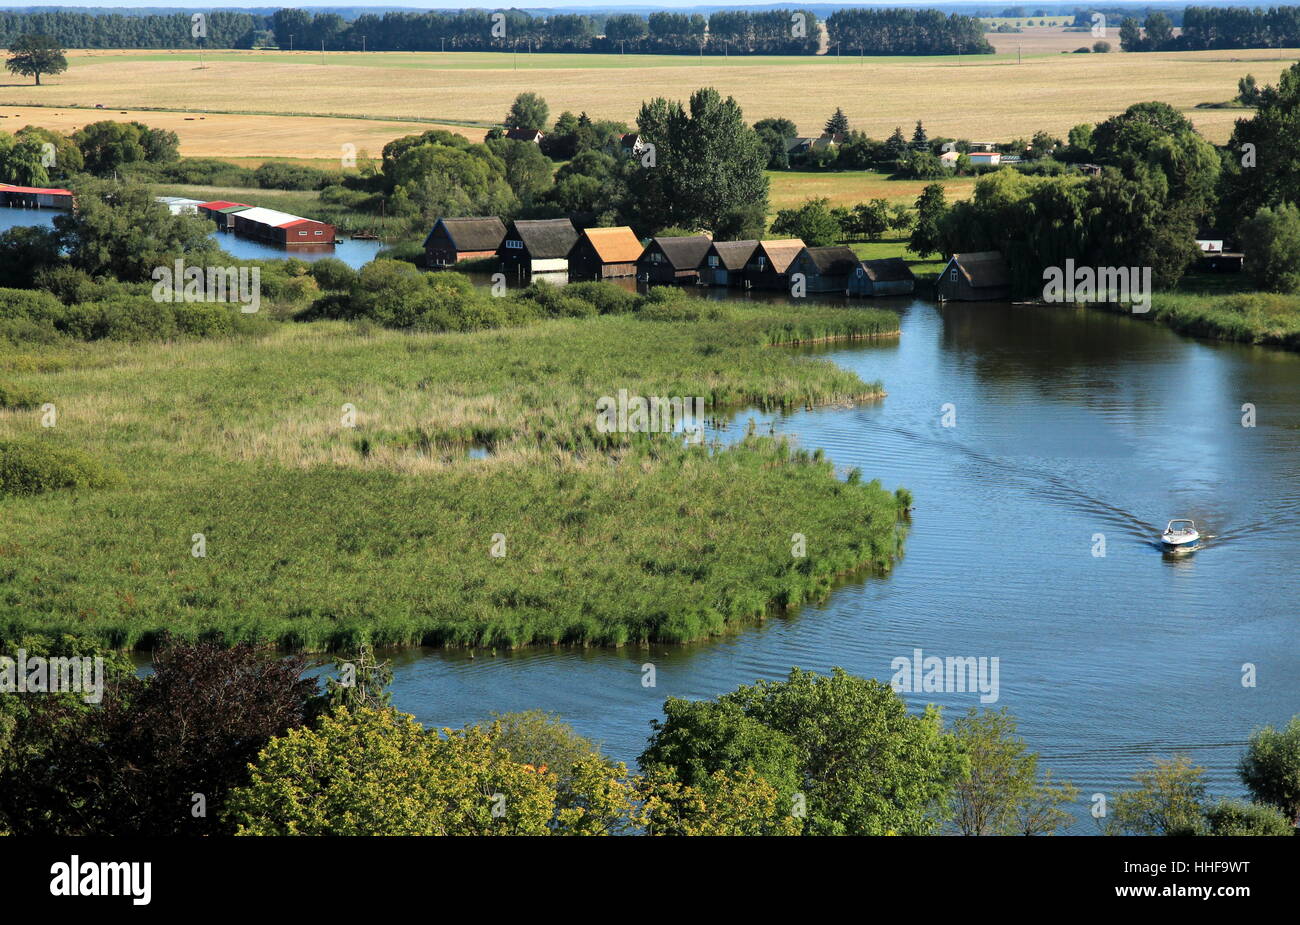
636,287,733,322
0,380,41,410
1240,203,1300,293
254,162,335,191
563,281,640,315
309,258,357,292
1205,800,1295,836
0,440,120,496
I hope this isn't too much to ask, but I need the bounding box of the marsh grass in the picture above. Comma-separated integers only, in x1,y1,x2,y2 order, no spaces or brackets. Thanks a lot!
0,305,906,651
1138,292,1300,350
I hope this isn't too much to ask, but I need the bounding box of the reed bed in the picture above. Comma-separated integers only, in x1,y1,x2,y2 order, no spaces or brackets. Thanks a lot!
0,306,907,651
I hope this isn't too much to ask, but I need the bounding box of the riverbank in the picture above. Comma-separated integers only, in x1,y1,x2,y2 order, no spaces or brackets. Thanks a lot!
1143,291,1300,351
0,306,906,651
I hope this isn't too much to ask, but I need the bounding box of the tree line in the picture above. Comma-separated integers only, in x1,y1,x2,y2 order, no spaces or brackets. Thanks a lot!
4,638,1296,836
826,8,994,55
1121,6,1300,51
0,7,989,56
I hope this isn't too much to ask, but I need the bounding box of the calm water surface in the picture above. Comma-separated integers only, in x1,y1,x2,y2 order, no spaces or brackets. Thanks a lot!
15,199,1293,830
384,297,1300,832
0,206,385,268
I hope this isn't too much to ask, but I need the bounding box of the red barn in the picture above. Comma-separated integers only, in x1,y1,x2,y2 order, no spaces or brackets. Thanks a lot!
0,183,74,210
230,207,336,246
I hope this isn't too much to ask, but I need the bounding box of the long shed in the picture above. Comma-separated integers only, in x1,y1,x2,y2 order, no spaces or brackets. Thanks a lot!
231,207,336,246
744,238,806,290
637,235,712,284
788,245,860,294
936,251,1011,301
197,200,252,230
498,218,579,274
847,258,916,297
0,183,73,210
700,240,758,287
423,217,507,267
568,226,644,279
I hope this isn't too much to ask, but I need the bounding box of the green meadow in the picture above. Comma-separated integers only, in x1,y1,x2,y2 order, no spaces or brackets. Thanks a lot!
0,305,907,651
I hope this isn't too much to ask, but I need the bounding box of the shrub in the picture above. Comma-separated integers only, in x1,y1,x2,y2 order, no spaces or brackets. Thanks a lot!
636,287,732,322
254,162,334,191
1205,800,1295,836
0,380,41,410
0,440,120,496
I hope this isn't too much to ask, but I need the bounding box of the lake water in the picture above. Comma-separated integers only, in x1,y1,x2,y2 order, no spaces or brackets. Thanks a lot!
0,206,385,269
15,199,1294,830
380,297,1300,832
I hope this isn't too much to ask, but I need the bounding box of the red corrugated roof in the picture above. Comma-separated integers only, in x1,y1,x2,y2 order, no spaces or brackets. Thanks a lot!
198,200,250,210
278,218,316,229
0,183,72,196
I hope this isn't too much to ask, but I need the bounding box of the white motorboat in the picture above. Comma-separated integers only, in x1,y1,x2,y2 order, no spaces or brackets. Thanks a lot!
1161,519,1200,548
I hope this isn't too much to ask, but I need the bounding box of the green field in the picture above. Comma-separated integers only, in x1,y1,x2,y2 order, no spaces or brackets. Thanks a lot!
0,304,908,651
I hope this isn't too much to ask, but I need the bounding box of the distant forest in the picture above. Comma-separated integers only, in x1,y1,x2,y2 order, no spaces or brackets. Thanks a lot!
1124,5,1300,49
0,7,994,55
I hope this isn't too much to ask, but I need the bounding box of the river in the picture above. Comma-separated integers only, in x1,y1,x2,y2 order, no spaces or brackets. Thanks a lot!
380,296,1300,833
10,200,1296,830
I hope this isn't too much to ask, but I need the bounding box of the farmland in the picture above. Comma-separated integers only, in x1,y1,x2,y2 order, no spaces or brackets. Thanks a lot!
1,44,1295,160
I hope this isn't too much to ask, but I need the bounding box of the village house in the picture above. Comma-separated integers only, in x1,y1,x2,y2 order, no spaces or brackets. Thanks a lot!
936,251,1012,301
699,240,758,287
637,235,712,284
505,128,545,144
1195,227,1244,272
785,133,846,157
423,217,507,267
567,226,643,279
744,238,806,290
788,245,861,293
497,218,579,275
847,258,917,297
618,133,649,158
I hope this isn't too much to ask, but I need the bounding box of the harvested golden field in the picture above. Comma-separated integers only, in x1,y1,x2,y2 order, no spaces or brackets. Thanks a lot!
769,170,978,210
985,25,1108,55
2,46,1295,156
0,104,464,159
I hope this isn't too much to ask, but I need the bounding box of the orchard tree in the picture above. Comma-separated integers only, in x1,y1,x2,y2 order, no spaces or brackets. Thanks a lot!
5,34,67,85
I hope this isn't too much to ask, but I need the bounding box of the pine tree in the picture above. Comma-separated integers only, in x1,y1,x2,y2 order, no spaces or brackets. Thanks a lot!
824,107,850,137
912,120,929,149
883,126,909,160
